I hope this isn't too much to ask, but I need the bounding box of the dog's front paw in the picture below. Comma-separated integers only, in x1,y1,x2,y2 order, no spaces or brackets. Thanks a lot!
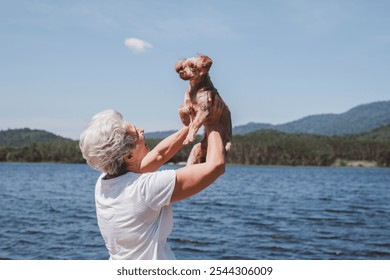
183,133,195,145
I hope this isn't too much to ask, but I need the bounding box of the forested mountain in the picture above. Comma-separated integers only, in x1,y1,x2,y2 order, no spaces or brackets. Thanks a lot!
0,128,83,163
349,124,390,141
1,101,389,166
3,100,386,146
233,100,390,136
144,130,177,139
226,126,390,167
1,125,389,166
0,128,71,147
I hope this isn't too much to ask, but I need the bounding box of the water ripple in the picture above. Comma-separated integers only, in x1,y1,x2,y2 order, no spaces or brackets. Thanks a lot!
1,163,390,260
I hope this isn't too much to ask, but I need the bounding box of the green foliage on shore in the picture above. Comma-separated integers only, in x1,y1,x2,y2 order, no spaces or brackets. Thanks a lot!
0,128,69,147
1,126,389,167
225,129,390,167
0,141,84,163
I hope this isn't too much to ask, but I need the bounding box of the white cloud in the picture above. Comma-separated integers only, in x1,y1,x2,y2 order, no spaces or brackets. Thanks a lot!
124,37,152,53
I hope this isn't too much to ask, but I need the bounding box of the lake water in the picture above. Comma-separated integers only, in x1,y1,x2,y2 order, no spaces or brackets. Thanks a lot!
0,163,389,260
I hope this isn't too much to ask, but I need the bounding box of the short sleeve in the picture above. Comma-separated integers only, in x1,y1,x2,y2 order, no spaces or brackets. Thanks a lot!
138,170,176,210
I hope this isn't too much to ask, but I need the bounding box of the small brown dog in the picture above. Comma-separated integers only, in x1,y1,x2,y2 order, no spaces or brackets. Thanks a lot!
175,54,232,165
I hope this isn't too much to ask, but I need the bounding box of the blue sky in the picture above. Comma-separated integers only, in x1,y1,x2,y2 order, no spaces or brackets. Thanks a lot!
1,0,389,139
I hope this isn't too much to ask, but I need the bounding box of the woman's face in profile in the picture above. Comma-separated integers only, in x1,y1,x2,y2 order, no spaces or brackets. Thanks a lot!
127,123,150,161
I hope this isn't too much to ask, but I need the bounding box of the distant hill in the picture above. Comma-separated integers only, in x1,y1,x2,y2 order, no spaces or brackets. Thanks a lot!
1,120,389,166
0,128,72,147
233,122,274,135
2,101,389,146
233,100,390,136
144,130,178,139
350,124,390,141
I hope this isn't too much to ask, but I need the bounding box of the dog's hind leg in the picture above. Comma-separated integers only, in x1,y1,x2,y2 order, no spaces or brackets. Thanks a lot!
186,143,202,166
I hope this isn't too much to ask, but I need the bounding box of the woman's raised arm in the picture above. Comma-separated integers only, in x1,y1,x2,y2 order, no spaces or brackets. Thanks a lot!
140,126,190,173
171,127,225,202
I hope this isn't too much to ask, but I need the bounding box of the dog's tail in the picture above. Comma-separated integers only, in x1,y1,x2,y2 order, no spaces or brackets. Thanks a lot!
225,141,232,152
224,108,232,153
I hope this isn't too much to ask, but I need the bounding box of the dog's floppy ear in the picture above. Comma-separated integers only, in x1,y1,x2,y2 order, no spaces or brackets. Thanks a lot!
198,54,212,75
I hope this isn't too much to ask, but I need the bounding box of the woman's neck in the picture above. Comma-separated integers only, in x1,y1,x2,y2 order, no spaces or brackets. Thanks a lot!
103,165,129,179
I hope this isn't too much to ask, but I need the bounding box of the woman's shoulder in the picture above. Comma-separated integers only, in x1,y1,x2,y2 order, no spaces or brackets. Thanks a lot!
139,169,176,180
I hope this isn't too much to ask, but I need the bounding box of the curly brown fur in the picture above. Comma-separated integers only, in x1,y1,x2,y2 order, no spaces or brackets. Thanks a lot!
175,54,232,165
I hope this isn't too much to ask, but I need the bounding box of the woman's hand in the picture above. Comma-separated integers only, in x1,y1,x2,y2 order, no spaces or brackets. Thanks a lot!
205,97,225,131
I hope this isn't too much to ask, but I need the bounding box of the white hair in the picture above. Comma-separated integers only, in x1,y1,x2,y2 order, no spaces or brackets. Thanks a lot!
79,109,137,175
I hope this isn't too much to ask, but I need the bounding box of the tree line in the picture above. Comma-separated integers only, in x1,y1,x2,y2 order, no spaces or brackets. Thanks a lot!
0,141,84,163
1,129,389,167
224,130,390,167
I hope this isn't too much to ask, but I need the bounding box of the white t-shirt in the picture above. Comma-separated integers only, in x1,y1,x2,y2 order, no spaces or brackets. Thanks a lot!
95,170,176,260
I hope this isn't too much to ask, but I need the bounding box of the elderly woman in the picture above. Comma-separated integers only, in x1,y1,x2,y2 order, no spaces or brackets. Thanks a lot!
79,107,225,260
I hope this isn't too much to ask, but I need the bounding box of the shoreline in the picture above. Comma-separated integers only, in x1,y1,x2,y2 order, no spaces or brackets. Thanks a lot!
331,159,378,168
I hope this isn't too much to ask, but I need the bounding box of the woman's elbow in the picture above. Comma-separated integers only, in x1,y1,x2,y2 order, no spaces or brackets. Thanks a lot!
215,161,225,177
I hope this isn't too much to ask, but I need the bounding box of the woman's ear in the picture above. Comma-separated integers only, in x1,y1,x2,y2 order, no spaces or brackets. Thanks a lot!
123,153,133,165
